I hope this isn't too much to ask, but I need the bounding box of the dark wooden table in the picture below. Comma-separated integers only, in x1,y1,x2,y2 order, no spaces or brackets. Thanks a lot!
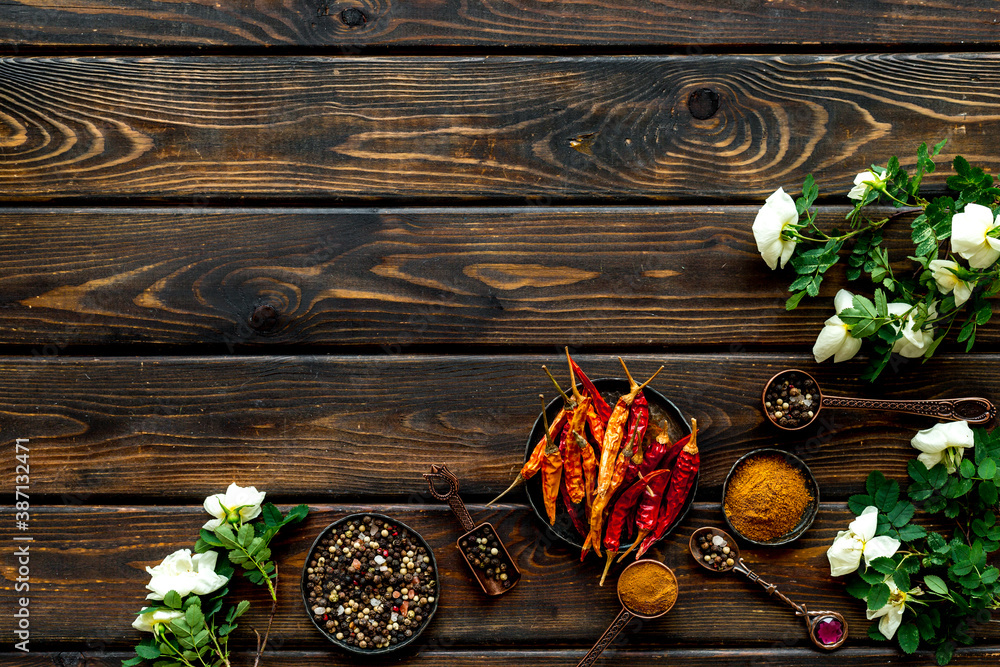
2,2,1000,665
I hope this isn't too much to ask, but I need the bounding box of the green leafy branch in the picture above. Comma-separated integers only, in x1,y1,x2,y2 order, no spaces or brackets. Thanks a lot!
840,427,1000,664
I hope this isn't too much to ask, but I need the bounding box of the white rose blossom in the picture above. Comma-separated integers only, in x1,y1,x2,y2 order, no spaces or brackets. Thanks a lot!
847,168,888,201
887,302,935,359
144,549,229,600
752,188,799,270
132,608,184,634
203,482,266,530
929,259,973,307
813,289,862,363
867,579,910,639
827,506,901,577
911,420,975,474
951,203,1000,269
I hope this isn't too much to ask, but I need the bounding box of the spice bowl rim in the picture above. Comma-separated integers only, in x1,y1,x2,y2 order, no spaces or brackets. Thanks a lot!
616,558,679,619
300,512,440,656
762,368,823,431
523,377,696,551
721,447,820,547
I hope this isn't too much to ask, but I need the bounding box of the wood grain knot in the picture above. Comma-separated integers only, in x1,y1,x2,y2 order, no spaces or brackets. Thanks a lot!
248,304,281,333
688,88,721,120
341,8,367,26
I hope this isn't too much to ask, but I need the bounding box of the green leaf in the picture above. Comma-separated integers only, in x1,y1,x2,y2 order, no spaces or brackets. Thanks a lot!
909,482,934,501
164,590,183,610
875,480,900,511
979,458,997,480
936,641,955,666
897,622,920,654
915,614,936,641
924,574,949,594
848,494,874,515
980,566,999,585
214,525,238,548
859,567,884,585
870,557,897,575
846,577,872,600
227,549,248,565
185,603,204,629
896,523,927,541
927,464,949,489
233,600,251,619
135,645,161,659
237,523,254,546
893,568,911,592
867,470,887,497
980,481,998,506
121,657,144,667
261,503,283,528
960,458,976,479
868,582,891,611
785,290,807,311
923,494,947,514
199,529,225,547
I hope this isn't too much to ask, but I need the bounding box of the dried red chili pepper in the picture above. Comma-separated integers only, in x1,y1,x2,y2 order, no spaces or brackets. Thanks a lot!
566,347,612,423
636,418,700,559
638,423,675,478
539,395,564,525
578,430,598,512
488,408,566,505
616,469,672,562
585,407,605,452
599,468,670,584
544,365,591,507
583,359,663,557
560,472,588,538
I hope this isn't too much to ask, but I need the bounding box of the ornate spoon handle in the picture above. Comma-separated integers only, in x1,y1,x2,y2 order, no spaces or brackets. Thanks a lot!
577,608,634,667
822,395,995,424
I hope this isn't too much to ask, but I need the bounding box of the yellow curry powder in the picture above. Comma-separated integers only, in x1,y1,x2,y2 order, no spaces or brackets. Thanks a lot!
724,454,812,542
618,561,678,616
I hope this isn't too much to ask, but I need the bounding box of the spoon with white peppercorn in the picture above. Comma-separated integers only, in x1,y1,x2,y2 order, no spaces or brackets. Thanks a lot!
763,369,994,431
689,527,848,650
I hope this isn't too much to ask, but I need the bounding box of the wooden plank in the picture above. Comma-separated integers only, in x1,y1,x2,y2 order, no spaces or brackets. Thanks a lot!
3,207,997,350
1,54,998,202
3,0,1000,49
6,647,1000,666
7,504,999,650
1,353,994,501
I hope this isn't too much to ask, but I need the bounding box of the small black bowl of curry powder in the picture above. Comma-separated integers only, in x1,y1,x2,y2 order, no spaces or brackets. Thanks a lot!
722,449,819,546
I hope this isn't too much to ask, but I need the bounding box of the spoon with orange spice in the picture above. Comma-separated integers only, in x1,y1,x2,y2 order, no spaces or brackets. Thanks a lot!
689,526,848,650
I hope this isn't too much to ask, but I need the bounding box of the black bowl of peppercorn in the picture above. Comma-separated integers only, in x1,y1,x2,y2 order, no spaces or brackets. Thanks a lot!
301,513,440,655
524,378,696,552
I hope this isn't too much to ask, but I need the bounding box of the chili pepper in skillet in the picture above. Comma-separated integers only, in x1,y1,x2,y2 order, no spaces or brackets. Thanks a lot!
566,347,612,424
635,418,699,559
583,360,664,557
560,473,588,538
616,468,672,562
585,407,605,451
598,468,670,584
544,366,590,506
638,422,674,477
539,395,564,525
488,407,567,506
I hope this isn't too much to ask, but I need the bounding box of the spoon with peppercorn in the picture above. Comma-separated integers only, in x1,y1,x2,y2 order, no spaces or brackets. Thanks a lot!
423,463,521,596
763,368,995,431
689,527,848,650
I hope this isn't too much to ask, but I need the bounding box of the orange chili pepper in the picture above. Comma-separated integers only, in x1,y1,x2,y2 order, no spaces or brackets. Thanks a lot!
488,408,566,506
538,394,563,525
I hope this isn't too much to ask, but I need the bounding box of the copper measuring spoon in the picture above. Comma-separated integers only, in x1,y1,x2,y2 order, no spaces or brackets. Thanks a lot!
763,368,995,431
577,560,678,666
689,527,848,650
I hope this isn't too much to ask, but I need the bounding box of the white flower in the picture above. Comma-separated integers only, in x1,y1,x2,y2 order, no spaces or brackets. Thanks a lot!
929,259,973,307
887,302,935,359
132,608,183,633
847,169,888,201
867,579,908,639
144,549,229,600
203,482,266,530
813,289,862,363
911,420,975,474
752,188,799,270
827,506,901,576
951,203,1000,269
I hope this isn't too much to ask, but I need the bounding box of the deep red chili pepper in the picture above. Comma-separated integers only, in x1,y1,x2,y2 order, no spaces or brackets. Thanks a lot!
566,347,612,423
616,469,672,562
626,390,649,465
539,395,564,525
598,468,670,584
578,429,598,513
559,419,585,505
636,418,700,559
561,472,588,538
638,423,674,478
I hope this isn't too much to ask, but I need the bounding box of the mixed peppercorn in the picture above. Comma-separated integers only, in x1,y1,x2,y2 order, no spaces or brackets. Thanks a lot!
458,524,514,590
696,532,736,571
490,349,701,584
764,371,818,428
304,515,438,652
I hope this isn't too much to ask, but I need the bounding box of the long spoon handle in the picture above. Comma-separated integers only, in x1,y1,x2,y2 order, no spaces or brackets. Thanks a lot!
577,608,634,667
822,395,994,424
